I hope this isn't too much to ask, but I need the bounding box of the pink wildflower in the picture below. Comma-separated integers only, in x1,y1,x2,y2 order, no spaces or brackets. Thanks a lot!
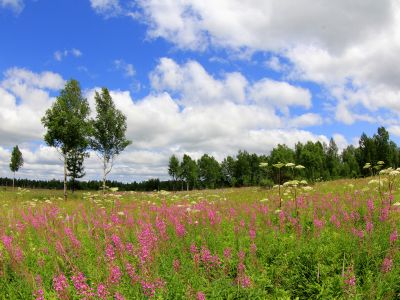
223,248,232,260
141,279,165,298
366,221,373,234
381,257,393,273
114,292,125,300
197,291,206,300
175,222,186,237
1,235,12,249
112,234,124,252
173,259,181,272
367,199,374,213
126,263,139,283
190,243,198,255
53,273,68,294
249,228,256,240
109,265,122,284
390,229,398,244
343,266,356,289
71,272,93,297
125,242,134,254
33,289,44,300
97,283,108,300
105,244,116,262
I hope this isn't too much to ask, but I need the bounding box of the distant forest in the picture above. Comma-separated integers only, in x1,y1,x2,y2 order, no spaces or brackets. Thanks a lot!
1,126,398,191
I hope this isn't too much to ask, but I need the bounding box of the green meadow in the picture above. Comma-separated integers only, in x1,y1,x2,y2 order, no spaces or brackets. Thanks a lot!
0,177,398,299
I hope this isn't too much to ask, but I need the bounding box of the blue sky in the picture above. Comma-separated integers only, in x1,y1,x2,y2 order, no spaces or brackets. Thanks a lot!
1,0,400,181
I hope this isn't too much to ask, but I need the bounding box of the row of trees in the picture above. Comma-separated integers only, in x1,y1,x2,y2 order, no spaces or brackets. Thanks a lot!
41,80,131,199
168,127,400,190
0,177,170,192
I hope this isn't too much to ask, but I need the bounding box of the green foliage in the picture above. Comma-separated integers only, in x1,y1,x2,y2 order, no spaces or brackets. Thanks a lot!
91,88,131,163
41,79,91,199
9,145,23,173
180,154,198,190
67,148,88,192
168,155,181,190
41,79,91,155
0,178,398,299
90,87,131,191
198,154,222,189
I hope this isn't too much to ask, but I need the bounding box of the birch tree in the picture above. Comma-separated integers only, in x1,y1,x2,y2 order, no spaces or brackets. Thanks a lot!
9,145,23,190
41,79,91,200
91,88,131,193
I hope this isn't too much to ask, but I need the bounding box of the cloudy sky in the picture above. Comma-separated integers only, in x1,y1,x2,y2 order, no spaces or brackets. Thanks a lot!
1,0,400,182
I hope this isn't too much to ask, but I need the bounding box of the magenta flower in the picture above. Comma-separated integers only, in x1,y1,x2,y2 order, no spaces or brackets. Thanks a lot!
97,283,108,299
197,291,206,300
109,265,122,284
105,243,116,262
390,229,398,244
173,258,181,272
366,221,373,234
53,273,68,293
381,257,393,273
114,292,125,300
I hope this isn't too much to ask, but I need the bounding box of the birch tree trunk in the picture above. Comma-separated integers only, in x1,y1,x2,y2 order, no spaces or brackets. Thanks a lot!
103,156,107,195
63,154,67,201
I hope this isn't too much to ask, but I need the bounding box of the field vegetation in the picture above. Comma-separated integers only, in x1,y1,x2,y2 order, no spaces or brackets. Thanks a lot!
0,176,398,299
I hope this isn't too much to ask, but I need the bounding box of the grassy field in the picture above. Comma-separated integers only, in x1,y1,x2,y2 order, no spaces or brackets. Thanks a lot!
0,178,398,299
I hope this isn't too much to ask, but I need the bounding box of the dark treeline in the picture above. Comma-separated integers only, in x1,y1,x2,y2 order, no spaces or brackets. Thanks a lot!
0,177,175,192
1,127,399,192
168,126,400,190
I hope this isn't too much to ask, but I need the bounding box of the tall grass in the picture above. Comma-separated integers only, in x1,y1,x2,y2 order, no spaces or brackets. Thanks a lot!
0,179,398,299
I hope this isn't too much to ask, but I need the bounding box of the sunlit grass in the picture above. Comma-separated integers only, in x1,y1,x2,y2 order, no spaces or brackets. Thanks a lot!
0,178,398,299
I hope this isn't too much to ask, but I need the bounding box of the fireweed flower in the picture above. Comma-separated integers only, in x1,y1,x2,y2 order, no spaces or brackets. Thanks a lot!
381,257,393,273
109,265,122,284
114,292,125,300
366,221,373,234
343,266,356,289
105,244,116,262
390,229,398,244
96,283,108,299
33,289,44,300
71,272,93,297
223,248,232,260
173,258,181,272
112,234,124,252
197,291,206,300
53,273,68,294
1,235,12,249
126,263,139,283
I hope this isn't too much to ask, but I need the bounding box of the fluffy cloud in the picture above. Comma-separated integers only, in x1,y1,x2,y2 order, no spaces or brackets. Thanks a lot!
127,0,400,126
0,68,64,145
249,79,311,114
0,61,329,181
150,57,311,113
134,0,393,52
89,0,122,16
288,113,322,128
0,0,24,14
